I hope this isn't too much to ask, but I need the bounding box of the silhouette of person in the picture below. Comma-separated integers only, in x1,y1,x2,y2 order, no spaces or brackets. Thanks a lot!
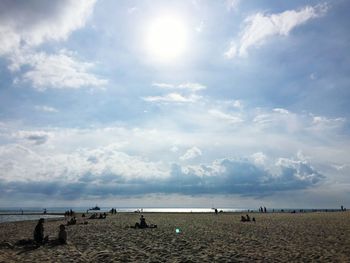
140,215,148,228
34,218,45,244
58,224,67,244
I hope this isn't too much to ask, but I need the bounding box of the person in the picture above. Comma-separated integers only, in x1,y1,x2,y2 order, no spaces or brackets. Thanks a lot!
252,217,256,222
33,218,45,244
133,215,157,229
241,216,246,222
67,217,77,225
140,215,148,228
246,214,250,222
58,224,67,244
89,213,97,219
215,208,218,215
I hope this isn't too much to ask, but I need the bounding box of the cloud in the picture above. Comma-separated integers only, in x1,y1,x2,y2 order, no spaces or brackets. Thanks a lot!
0,100,346,202
145,82,206,104
0,153,324,199
35,105,59,113
152,82,206,92
180,146,202,161
310,116,346,131
152,82,175,89
0,143,168,183
226,0,240,11
225,4,328,58
143,93,200,103
9,50,107,90
208,109,243,124
0,1,106,90
178,82,206,91
0,0,96,55
13,131,50,145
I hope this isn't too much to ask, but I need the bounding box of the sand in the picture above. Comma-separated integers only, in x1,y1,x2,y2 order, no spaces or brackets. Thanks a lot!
0,211,349,262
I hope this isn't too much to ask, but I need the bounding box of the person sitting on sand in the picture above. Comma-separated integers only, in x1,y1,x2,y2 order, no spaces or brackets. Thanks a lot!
252,217,256,222
34,218,45,244
241,216,246,222
246,214,250,222
140,215,148,228
133,215,157,229
89,213,97,219
67,217,77,225
58,224,67,244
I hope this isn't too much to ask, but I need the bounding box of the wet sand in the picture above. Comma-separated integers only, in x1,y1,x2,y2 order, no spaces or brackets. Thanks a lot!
0,212,349,262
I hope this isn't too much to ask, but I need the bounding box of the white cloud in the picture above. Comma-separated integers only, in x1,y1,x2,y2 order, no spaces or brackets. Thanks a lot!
208,109,243,124
310,116,346,131
170,146,179,153
35,105,59,113
178,82,206,91
225,4,328,58
180,146,202,160
143,93,200,103
273,108,290,114
152,82,175,89
0,1,105,90
11,50,107,90
152,82,206,91
0,143,168,183
226,0,240,11
310,73,317,80
251,152,267,166
146,82,206,104
0,0,96,55
232,100,243,109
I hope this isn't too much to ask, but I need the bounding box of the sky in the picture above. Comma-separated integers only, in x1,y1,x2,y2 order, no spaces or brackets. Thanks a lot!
0,0,349,208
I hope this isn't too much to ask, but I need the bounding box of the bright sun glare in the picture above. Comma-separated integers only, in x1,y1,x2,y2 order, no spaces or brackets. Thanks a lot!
145,15,188,62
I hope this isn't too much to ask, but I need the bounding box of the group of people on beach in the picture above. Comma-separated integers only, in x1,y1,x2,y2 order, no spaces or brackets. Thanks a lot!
33,218,67,245
88,212,107,219
241,214,255,222
32,211,156,246
259,206,267,213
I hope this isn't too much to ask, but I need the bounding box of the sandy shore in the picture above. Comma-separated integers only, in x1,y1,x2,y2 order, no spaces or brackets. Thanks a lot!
0,211,349,262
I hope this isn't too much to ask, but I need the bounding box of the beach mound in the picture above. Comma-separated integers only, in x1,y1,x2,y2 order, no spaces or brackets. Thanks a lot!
0,212,349,262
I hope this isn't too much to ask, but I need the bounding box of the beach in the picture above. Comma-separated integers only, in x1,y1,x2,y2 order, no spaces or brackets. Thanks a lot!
0,211,349,262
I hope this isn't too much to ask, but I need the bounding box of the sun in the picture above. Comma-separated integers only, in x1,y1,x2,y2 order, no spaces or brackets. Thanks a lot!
145,15,188,62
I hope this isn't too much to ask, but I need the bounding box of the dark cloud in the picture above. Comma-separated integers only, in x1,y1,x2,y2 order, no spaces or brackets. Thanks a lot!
0,158,324,200
26,134,48,145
